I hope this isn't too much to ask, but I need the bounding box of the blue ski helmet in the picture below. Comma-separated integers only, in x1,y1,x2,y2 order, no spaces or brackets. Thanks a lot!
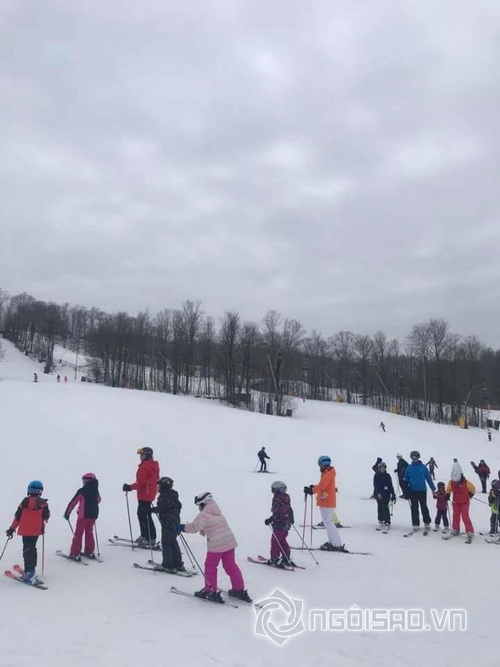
27,480,44,495
318,456,331,467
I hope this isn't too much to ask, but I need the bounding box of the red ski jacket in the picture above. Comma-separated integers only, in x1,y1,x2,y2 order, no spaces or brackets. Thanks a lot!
129,459,159,502
10,496,50,537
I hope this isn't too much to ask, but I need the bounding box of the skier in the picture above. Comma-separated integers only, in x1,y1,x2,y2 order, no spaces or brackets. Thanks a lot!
487,479,499,536
432,482,450,533
373,462,396,531
174,492,252,603
371,457,383,473
488,428,492,442
425,457,438,480
64,375,68,383
446,463,475,542
64,472,101,561
122,447,159,546
57,374,60,383
379,421,386,432
5,480,50,582
265,480,295,567
257,447,270,472
403,450,436,532
33,373,38,383
304,456,346,551
152,477,185,572
394,454,410,499
470,459,490,493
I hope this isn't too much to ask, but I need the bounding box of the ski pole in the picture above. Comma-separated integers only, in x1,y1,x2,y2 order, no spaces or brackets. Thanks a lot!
310,494,313,545
179,533,204,576
179,533,196,569
146,508,155,567
0,537,10,564
472,496,489,506
66,517,74,534
291,524,320,565
42,533,45,575
301,494,308,544
94,522,100,558
125,492,135,549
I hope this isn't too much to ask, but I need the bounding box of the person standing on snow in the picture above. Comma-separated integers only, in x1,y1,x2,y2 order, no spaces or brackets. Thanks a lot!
6,480,50,583
152,477,185,572
122,447,159,546
395,454,410,499
470,459,490,493
446,463,475,542
257,447,271,472
265,480,295,567
373,462,396,531
403,450,436,532
432,482,450,533
173,492,252,603
64,473,101,561
304,455,347,552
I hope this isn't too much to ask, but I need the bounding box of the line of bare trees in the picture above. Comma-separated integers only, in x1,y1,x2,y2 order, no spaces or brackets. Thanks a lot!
1,287,499,424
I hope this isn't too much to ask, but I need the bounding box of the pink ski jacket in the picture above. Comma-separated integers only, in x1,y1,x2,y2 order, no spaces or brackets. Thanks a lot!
183,500,237,553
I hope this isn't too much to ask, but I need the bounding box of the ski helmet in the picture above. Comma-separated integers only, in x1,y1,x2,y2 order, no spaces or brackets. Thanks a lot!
318,455,331,467
137,446,153,459
396,453,402,459
410,450,420,460
27,480,44,496
82,472,96,481
194,491,213,507
271,480,287,493
158,477,174,492
378,461,387,469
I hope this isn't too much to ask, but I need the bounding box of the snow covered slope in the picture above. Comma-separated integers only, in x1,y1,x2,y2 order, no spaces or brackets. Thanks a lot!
0,339,498,666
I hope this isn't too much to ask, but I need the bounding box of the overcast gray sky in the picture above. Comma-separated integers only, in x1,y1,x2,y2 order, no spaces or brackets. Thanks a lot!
1,1,500,346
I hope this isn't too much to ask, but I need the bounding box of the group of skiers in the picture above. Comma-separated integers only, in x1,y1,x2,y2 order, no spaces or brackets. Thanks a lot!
372,451,500,541
5,444,499,595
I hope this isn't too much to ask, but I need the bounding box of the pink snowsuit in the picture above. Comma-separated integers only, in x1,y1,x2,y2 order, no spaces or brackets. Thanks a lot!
183,500,244,592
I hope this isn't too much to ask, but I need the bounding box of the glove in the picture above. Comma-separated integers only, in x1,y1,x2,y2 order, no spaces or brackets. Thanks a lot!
445,493,450,501
264,518,272,526
469,492,474,499
391,495,396,503
122,483,132,492
6,528,14,538
150,506,158,513
63,514,70,521
303,485,313,496
171,524,185,534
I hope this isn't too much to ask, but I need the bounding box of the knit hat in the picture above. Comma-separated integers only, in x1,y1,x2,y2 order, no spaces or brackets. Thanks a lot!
451,461,463,483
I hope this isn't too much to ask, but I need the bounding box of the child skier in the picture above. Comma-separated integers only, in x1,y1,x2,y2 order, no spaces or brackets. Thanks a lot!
5,480,50,582
433,482,450,533
425,457,438,480
446,463,476,543
174,492,252,603
152,477,185,572
373,462,396,531
470,459,490,493
64,473,101,561
265,480,295,567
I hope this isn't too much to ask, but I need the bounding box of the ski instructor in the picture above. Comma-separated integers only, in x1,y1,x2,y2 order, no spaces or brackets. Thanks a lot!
122,447,160,546
403,450,436,532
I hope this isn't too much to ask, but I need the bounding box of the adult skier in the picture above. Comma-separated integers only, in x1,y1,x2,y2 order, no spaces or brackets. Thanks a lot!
257,447,271,472
403,450,436,532
394,454,410,499
304,456,346,551
425,457,438,480
122,447,159,546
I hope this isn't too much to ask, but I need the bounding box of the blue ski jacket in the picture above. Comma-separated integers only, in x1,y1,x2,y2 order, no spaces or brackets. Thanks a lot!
404,461,436,492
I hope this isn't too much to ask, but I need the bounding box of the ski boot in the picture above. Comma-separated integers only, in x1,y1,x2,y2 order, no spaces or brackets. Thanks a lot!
330,544,349,553
194,589,224,603
319,542,335,551
23,570,36,583
267,557,281,566
279,557,297,568
68,555,81,562
228,589,253,603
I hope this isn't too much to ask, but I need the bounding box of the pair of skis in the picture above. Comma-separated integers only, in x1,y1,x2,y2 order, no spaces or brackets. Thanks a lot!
291,546,371,556
133,561,196,577
403,527,430,537
247,555,305,570
4,564,47,590
108,535,161,551
56,550,103,564
170,586,263,609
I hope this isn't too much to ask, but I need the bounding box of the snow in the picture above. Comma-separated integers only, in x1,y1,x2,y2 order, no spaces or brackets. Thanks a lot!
0,338,498,666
